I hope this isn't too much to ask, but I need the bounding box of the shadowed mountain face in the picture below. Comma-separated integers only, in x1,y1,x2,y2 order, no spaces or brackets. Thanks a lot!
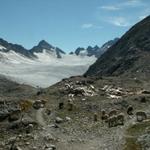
0,38,33,58
85,16,150,78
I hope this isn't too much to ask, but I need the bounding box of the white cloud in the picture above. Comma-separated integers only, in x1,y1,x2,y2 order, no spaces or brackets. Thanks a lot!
139,15,147,20
123,0,145,7
96,0,149,27
107,17,131,27
81,23,103,29
100,5,120,11
81,24,93,29
139,9,150,20
99,0,145,12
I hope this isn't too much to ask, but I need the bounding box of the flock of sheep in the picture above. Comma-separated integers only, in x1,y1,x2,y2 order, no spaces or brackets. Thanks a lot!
58,97,148,128
99,105,148,128
57,80,149,128
100,109,124,127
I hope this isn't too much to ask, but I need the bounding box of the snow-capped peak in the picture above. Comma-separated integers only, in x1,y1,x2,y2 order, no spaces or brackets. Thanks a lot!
30,40,66,58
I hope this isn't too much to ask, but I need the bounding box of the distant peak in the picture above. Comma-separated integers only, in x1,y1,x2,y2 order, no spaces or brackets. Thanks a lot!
39,40,48,44
37,40,54,49
87,46,93,50
38,40,52,48
94,45,99,49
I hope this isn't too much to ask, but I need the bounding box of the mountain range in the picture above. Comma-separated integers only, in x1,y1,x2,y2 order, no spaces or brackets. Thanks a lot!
0,37,117,87
0,38,65,59
1,15,150,150
70,38,119,58
0,37,119,60
0,16,150,87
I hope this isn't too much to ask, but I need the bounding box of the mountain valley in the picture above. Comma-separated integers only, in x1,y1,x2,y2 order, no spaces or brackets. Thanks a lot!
0,15,150,150
0,37,118,87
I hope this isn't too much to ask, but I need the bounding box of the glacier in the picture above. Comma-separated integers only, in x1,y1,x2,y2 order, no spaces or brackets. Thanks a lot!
0,50,96,88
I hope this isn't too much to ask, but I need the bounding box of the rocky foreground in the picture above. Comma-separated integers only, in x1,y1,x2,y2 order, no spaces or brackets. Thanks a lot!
0,75,150,150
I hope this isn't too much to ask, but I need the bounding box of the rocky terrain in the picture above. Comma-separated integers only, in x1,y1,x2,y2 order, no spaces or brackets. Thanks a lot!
0,75,150,150
0,16,150,150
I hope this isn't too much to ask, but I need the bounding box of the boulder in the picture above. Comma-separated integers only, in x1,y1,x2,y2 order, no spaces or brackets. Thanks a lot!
33,100,46,109
55,117,63,124
141,90,150,94
0,110,9,122
65,116,71,121
8,110,21,122
10,145,22,150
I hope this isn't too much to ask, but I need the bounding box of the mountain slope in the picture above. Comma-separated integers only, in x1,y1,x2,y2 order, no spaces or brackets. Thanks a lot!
85,16,150,77
95,38,119,57
0,75,36,98
0,39,66,59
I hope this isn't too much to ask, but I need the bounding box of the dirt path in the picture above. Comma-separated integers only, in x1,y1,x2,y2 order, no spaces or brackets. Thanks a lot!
34,108,140,150
36,108,46,126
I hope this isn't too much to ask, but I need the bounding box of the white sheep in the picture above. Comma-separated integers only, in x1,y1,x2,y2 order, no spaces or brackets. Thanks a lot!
136,111,147,122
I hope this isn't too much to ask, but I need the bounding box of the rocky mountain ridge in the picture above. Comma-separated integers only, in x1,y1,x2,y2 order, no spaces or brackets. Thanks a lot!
85,15,150,78
0,38,65,58
0,38,119,60
70,38,119,58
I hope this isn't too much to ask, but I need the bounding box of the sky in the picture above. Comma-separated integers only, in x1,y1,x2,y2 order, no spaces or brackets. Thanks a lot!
0,0,150,52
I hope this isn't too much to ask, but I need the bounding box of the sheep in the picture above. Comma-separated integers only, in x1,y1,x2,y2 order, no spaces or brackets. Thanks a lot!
101,109,106,116
67,99,74,111
102,114,109,123
68,94,74,98
127,105,133,115
108,109,117,117
116,113,125,125
68,99,73,103
108,115,117,127
65,83,71,89
58,102,64,110
45,109,51,115
101,109,108,122
108,112,125,127
136,111,147,122
94,113,98,122
8,110,21,122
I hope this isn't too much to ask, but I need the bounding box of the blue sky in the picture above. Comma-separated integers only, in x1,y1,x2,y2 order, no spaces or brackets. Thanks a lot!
0,0,150,52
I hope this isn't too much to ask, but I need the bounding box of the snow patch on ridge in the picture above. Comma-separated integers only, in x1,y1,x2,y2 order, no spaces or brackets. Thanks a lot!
0,45,6,50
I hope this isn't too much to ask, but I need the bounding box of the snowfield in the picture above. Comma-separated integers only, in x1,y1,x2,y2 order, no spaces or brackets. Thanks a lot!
0,50,96,87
